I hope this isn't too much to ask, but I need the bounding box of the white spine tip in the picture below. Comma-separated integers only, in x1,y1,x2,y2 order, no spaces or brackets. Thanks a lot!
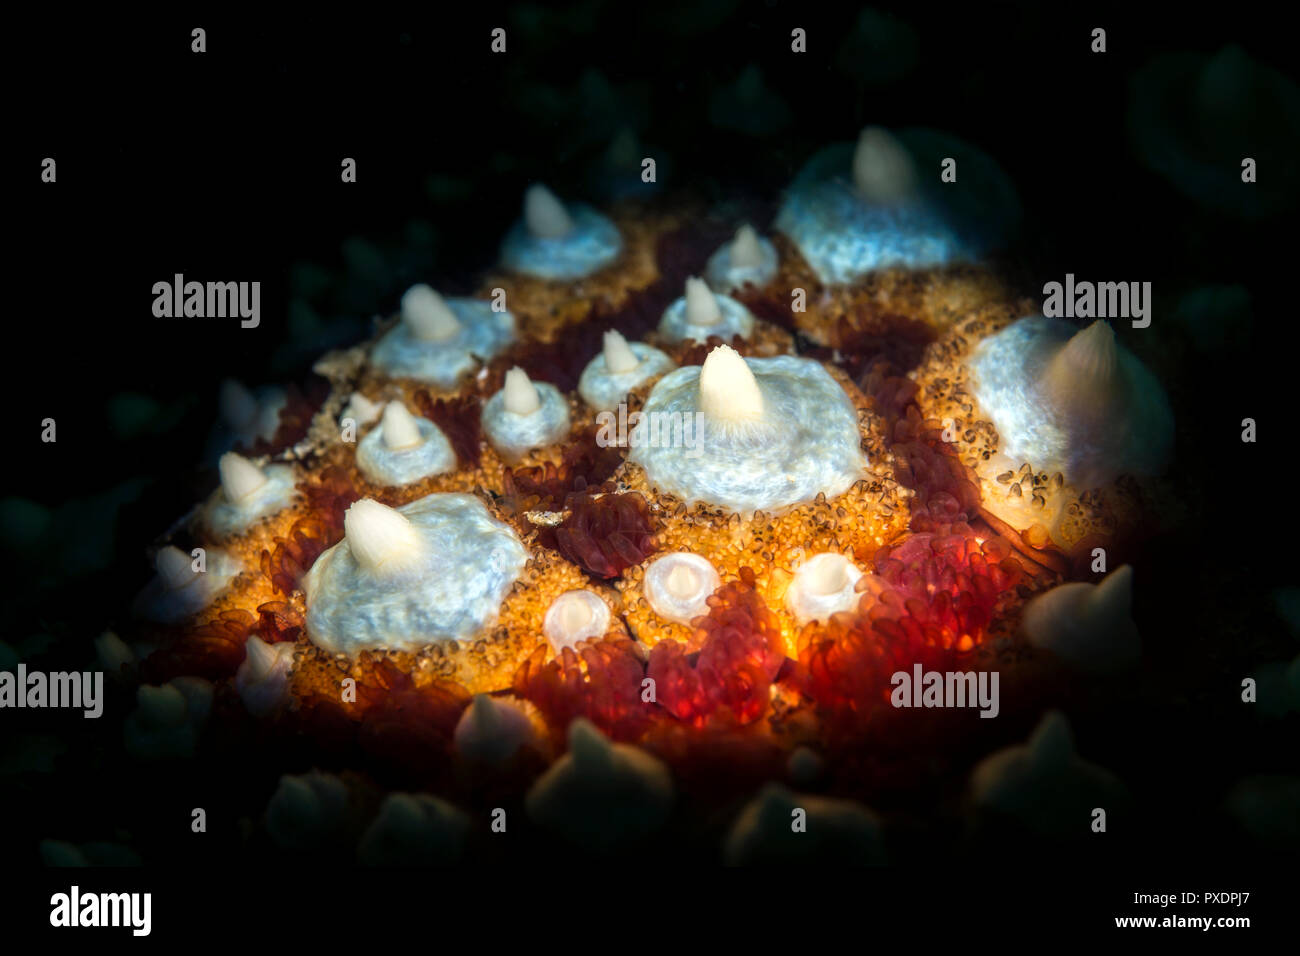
805,556,848,596
1092,562,1133,613
730,224,764,269
524,184,575,238
401,285,462,342
665,563,699,599
341,393,383,427
852,126,917,202
242,634,278,678
684,276,723,327
502,367,542,416
343,498,424,577
218,379,258,430
155,546,197,591
454,694,536,763
1043,321,1123,409
1063,320,1119,377
218,452,268,504
787,553,866,623
602,329,640,374
379,401,424,451
699,344,764,423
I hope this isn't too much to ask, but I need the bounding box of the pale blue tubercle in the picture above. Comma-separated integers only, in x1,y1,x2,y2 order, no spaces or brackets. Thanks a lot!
629,355,866,515
370,299,515,387
658,292,755,344
355,418,456,487
704,233,779,293
500,204,623,279
967,316,1175,489
134,550,242,624
578,341,675,411
304,493,528,654
481,380,571,462
775,142,974,284
203,464,296,538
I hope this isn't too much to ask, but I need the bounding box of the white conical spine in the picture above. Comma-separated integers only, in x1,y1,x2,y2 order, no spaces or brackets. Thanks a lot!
242,634,279,679
699,344,764,423
401,285,462,342
219,452,268,503
219,379,258,429
343,499,424,577
684,277,723,327
665,562,699,599
524,184,575,238
1042,321,1123,411
602,329,640,374
502,367,542,416
1090,563,1133,620
730,224,764,268
156,545,197,590
851,126,917,202
380,401,424,451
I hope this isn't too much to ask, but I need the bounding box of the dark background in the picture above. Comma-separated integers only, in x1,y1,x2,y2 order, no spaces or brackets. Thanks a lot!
4,1,1297,879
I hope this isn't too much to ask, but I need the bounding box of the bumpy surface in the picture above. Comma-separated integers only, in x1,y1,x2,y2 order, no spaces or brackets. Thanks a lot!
124,186,1177,861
